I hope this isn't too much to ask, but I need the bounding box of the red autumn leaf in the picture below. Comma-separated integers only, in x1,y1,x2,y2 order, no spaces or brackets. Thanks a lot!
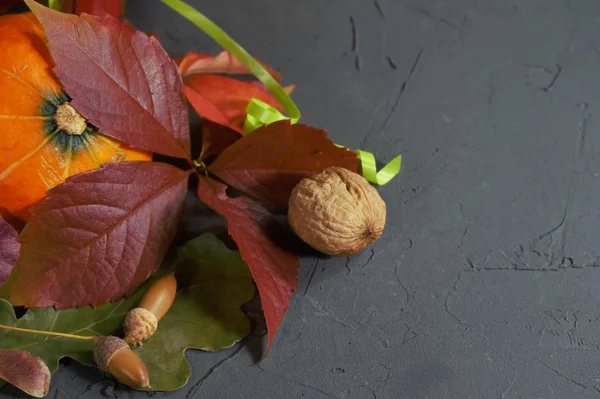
197,176,299,353
75,0,124,18
178,50,282,82
198,120,241,162
206,121,360,206
26,0,190,159
0,162,189,309
59,0,76,13
0,349,51,398
0,216,19,286
184,74,283,134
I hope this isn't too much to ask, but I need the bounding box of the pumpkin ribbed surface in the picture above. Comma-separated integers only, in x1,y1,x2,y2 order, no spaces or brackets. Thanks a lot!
0,13,151,221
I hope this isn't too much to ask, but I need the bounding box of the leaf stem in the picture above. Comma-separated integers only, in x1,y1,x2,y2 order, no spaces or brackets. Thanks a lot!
0,324,95,341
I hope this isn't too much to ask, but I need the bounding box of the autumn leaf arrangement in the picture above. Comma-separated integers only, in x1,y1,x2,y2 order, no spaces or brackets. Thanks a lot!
0,0,402,396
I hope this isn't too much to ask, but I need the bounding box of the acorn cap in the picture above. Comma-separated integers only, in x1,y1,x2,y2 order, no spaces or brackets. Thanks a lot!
123,307,158,347
93,336,128,371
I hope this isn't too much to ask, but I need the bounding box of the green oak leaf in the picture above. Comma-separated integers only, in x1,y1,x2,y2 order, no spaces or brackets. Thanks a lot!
0,233,256,392
0,291,143,388
135,233,256,390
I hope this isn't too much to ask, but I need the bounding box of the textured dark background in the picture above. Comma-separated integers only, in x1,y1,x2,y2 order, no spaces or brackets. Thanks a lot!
5,0,600,397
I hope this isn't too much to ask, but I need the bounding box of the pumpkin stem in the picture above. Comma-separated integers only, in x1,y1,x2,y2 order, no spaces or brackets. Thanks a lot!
55,103,87,136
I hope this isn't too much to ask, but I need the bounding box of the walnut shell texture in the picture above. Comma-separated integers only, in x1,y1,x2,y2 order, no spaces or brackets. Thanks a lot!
288,167,386,256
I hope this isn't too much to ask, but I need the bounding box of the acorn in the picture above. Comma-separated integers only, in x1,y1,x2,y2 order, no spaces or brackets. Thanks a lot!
123,273,177,347
93,336,150,390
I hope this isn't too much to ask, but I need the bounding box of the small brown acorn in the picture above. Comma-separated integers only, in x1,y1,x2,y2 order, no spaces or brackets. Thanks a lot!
93,336,150,390
123,273,177,347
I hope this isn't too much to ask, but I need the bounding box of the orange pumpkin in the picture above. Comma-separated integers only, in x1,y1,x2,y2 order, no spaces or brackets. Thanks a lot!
0,12,151,222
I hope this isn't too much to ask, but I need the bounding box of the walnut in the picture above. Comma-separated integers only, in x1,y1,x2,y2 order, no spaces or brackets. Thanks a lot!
288,167,386,256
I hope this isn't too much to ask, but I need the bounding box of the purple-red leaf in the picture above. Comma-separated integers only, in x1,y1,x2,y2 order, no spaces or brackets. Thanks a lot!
198,120,241,162
26,0,190,159
207,121,360,205
0,349,51,398
75,0,124,18
0,215,19,286
0,162,189,309
197,176,299,353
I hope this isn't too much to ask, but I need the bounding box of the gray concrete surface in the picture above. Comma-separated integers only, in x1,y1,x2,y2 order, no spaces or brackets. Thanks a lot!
5,0,600,397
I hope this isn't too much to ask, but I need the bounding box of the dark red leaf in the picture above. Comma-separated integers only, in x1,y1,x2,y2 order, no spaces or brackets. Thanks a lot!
59,0,76,13
0,349,50,398
26,1,190,159
206,121,360,205
0,162,189,309
0,215,20,286
198,120,241,162
76,0,124,18
178,50,282,82
197,176,299,353
184,74,283,134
